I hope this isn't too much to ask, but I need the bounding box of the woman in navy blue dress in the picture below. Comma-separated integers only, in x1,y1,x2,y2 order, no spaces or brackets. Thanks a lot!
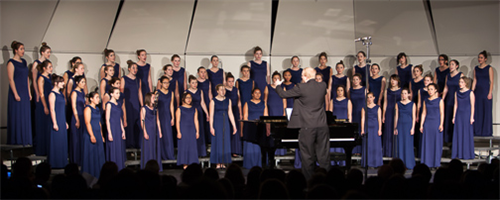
394,88,416,169
157,77,175,160
63,57,85,103
105,78,127,163
207,55,225,98
382,75,401,157
100,65,114,100
420,83,444,168
472,50,494,136
434,54,450,95
197,67,211,144
140,92,163,171
442,60,464,144
353,51,370,86
242,88,268,169
287,56,303,84
99,48,121,79
330,60,350,103
65,62,85,102
105,87,126,170
35,60,53,156
31,42,51,106
361,92,383,167
210,84,238,169
369,63,385,106
7,41,32,145
48,75,68,168
265,72,287,155
236,65,255,105
416,74,433,158
176,93,200,169
350,74,366,154
452,77,475,159
121,60,143,149
315,52,333,89
172,54,187,107
69,76,86,165
136,49,152,98
248,46,269,100
186,75,209,157
329,85,352,166
282,70,295,109
409,65,424,154
225,73,242,156
395,52,413,89
158,64,179,110
81,90,106,178
315,74,329,109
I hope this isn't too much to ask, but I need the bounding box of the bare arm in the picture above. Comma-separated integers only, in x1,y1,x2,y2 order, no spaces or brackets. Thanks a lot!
138,81,144,106
378,77,386,105
38,78,49,115
170,92,175,125
120,77,125,93
209,100,215,136
175,82,180,107
264,86,269,104
122,98,127,127
141,107,148,139
242,102,248,137
361,108,365,135
470,91,475,124
63,72,69,99
227,101,237,134
488,67,494,99
102,94,110,111
66,79,73,101
382,90,388,123
472,68,477,91
452,92,457,124
394,103,399,135
442,76,448,100
266,62,270,84
329,99,333,112
194,110,199,139
7,62,20,100
282,98,287,116
106,103,113,141
84,107,96,143
183,71,187,93
347,100,352,123
71,91,80,128
411,103,416,135
99,65,105,81
420,101,427,133
100,79,107,99
377,107,382,136
409,82,413,101
439,99,444,132
433,70,438,85
148,69,153,92
176,108,181,139
416,90,421,122
237,90,242,120
32,62,40,102
157,107,162,138
200,90,209,120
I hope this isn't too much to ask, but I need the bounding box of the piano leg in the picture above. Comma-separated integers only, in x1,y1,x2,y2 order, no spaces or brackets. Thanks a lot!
261,147,276,169
343,146,354,170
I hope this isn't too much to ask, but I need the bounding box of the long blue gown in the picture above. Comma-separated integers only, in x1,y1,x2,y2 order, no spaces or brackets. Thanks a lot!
417,88,430,158
48,91,67,168
369,76,383,104
331,75,347,100
210,98,232,164
140,106,163,171
283,83,295,108
350,87,366,154
383,88,401,157
186,89,206,157
267,85,286,155
354,64,369,86
226,87,242,155
250,60,267,100
410,79,424,103
396,101,415,169
81,105,106,178
100,78,111,96
421,98,443,168
474,65,493,136
177,106,199,165
397,65,413,89
362,105,383,167
207,68,224,98
237,78,254,104
101,63,120,78
444,72,461,143
452,90,475,159
435,67,450,94
136,63,151,98
331,98,348,166
198,79,211,144
287,68,303,84
243,101,264,169
106,101,126,170
35,75,52,156
69,89,85,165
123,76,141,148
410,78,424,157
315,66,331,86
157,90,174,160
172,67,186,101
7,59,32,145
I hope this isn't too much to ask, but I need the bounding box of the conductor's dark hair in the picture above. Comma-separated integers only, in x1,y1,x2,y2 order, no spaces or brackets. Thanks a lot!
211,55,218,61
254,46,262,54
390,74,401,87
272,71,281,79
163,64,173,71
181,92,192,105
439,54,449,64
40,42,51,55
479,50,488,59
319,52,328,61
11,40,24,55
136,49,146,56
109,77,120,86
51,74,64,86
37,60,52,73
74,75,85,84
240,65,250,71
450,60,460,69
171,54,180,61
144,92,154,107
397,52,407,64
226,72,234,81
103,48,114,57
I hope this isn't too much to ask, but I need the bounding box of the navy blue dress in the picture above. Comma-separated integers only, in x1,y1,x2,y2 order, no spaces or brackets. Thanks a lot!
396,102,415,169
350,87,366,154
207,68,224,98
177,106,199,165
106,101,126,170
435,67,450,94
210,98,232,164
243,100,264,169
354,64,369,86
198,79,211,144
369,76,383,104
444,72,461,143
331,75,347,100
172,67,186,101
157,90,174,160
397,64,413,89
315,66,331,86
250,60,267,100
69,89,85,165
186,89,206,157
226,87,242,155
416,88,429,158
123,76,142,148
102,63,121,78
267,85,286,155
287,68,303,84
283,83,295,108
81,105,106,178
452,90,474,159
237,78,254,104
410,78,424,156
410,78,424,103
383,88,401,157
7,59,32,145
140,106,163,171
331,98,348,166
35,75,52,156
48,91,68,168
421,97,443,168
100,78,111,95
136,63,151,97
362,105,383,167
474,65,493,136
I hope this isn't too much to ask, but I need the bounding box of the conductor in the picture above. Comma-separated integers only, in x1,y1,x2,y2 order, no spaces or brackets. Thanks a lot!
275,67,330,180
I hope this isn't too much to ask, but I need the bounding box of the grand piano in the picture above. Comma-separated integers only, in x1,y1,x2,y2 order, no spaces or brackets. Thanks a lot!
242,112,361,170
